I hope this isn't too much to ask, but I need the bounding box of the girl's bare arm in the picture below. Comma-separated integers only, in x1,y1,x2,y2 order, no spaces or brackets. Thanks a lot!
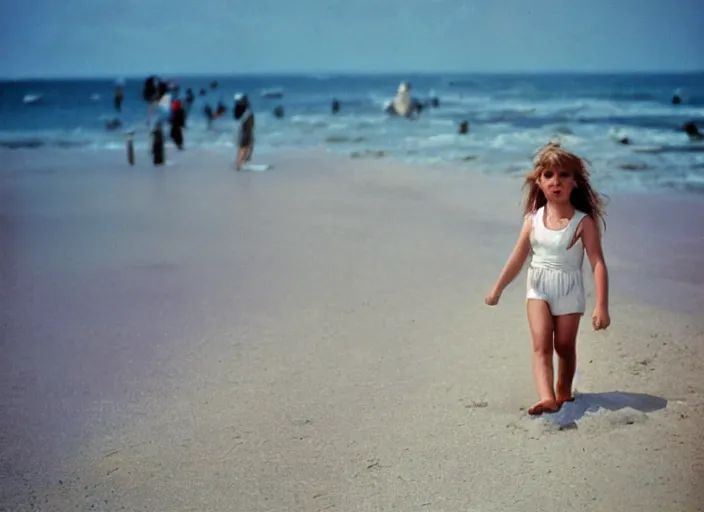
489,216,532,298
581,216,609,310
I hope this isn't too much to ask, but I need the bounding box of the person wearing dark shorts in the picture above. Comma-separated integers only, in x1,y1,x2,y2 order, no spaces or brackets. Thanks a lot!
233,93,255,170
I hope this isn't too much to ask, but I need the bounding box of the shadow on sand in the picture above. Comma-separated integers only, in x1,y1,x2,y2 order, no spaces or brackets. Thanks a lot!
542,391,668,429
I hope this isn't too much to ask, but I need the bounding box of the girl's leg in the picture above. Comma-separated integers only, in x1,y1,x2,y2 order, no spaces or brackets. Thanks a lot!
553,313,581,406
526,299,558,415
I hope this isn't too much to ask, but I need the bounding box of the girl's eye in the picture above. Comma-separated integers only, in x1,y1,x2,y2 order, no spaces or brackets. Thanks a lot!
543,171,571,179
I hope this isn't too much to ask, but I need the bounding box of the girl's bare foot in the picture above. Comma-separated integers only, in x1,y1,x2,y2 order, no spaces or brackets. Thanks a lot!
556,381,575,406
528,399,559,416
556,393,575,407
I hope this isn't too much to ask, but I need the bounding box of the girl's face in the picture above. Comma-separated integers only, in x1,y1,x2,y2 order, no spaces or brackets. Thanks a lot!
538,167,576,203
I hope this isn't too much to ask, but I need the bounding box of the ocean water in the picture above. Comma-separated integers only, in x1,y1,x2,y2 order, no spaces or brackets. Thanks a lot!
1,72,703,194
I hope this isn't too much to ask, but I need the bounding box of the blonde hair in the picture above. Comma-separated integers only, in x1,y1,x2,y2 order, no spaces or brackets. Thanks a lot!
523,141,606,228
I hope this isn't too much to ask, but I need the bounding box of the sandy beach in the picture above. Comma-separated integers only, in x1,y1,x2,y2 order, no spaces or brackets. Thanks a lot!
1,147,703,511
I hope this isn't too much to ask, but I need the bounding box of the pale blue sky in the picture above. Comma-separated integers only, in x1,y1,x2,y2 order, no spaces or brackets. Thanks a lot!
1,0,702,78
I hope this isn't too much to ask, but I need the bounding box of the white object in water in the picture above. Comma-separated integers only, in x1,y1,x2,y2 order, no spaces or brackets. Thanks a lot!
90,93,101,101
608,127,622,139
23,94,42,104
391,82,412,117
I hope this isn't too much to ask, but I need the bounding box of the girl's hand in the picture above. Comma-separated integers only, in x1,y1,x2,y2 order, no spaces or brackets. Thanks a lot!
592,306,611,330
485,290,501,306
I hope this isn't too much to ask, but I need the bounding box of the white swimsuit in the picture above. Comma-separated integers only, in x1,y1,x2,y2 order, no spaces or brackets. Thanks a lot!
526,206,588,316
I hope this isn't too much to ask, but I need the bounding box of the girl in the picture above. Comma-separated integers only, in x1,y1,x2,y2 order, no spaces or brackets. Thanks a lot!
485,141,610,416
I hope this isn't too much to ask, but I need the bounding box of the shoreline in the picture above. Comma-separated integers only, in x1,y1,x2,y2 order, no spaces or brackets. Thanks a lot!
4,143,704,203
1,147,703,510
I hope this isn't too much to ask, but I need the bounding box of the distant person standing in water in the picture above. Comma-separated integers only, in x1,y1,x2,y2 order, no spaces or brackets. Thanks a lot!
233,93,255,170
185,88,195,113
114,83,124,112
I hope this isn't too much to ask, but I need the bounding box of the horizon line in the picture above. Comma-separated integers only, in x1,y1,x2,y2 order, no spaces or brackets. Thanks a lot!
1,68,703,81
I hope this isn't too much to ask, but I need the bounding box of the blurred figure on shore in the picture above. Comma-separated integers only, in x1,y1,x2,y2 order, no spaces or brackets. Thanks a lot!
170,97,187,150
233,93,255,170
142,76,170,165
